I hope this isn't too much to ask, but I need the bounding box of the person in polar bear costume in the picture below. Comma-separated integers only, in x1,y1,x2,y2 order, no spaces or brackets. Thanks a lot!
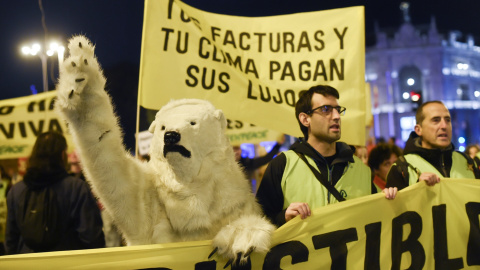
55,35,275,264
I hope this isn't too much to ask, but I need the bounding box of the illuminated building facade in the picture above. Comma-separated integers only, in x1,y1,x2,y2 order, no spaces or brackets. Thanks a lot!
366,4,480,150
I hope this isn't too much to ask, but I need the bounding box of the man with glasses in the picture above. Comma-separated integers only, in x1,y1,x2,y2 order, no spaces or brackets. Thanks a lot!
256,85,397,227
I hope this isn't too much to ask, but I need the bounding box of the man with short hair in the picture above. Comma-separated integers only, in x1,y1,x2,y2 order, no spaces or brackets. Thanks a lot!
256,85,396,227
386,101,480,190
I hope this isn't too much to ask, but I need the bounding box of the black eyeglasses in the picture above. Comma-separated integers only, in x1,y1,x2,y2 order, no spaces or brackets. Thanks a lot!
306,105,346,116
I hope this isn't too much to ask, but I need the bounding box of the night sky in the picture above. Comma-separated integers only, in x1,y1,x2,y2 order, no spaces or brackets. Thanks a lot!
1,0,479,149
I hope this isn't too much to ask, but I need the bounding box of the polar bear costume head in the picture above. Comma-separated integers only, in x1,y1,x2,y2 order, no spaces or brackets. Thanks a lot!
148,99,231,181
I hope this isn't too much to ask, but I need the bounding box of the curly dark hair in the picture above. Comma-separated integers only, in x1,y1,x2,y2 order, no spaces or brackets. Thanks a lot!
367,143,402,170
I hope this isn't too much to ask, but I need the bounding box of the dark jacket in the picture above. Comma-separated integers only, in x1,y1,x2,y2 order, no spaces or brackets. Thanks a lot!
5,168,105,254
256,139,356,227
475,156,480,171
386,132,480,190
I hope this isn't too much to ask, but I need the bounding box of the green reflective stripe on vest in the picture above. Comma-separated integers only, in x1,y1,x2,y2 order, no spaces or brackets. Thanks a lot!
404,152,475,185
282,150,371,210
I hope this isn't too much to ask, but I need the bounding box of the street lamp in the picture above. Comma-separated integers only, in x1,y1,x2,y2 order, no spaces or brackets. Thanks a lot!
21,41,65,93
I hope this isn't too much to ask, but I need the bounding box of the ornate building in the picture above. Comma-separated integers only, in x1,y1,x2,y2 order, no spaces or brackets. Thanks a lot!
366,3,480,150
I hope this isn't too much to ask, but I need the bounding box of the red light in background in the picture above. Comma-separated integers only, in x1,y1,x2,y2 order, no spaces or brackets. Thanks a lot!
410,91,421,102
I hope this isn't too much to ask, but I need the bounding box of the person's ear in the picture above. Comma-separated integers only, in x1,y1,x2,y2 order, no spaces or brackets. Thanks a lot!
414,124,422,136
299,112,310,128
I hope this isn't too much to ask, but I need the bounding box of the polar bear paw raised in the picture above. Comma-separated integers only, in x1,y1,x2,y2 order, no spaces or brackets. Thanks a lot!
56,36,108,114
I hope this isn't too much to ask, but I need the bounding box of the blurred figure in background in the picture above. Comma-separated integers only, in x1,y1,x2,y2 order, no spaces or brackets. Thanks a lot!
233,134,285,180
10,158,27,186
5,131,105,254
368,144,402,193
0,165,12,255
68,150,85,180
354,145,368,165
366,136,376,154
387,137,397,146
0,166,12,196
465,144,480,170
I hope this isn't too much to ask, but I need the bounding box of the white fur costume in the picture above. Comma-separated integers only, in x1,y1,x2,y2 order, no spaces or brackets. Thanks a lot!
55,36,275,262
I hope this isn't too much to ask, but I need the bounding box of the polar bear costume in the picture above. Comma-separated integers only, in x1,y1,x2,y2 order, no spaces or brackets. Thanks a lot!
55,36,275,263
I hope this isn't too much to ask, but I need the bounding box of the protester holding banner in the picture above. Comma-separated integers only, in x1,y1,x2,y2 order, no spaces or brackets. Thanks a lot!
386,101,480,190
368,143,402,192
256,85,397,227
5,131,105,254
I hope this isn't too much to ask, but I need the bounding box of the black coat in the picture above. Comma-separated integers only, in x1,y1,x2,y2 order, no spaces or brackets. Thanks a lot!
5,169,105,254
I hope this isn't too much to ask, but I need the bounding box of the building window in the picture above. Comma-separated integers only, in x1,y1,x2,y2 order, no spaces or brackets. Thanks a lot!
400,116,416,142
458,84,469,100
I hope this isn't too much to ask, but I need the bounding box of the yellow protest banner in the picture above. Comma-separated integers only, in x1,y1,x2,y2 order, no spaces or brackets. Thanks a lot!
0,91,73,159
138,0,366,145
365,82,373,126
2,179,480,269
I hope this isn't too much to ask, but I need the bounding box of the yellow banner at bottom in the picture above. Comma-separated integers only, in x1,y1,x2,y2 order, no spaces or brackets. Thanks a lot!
1,179,480,269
